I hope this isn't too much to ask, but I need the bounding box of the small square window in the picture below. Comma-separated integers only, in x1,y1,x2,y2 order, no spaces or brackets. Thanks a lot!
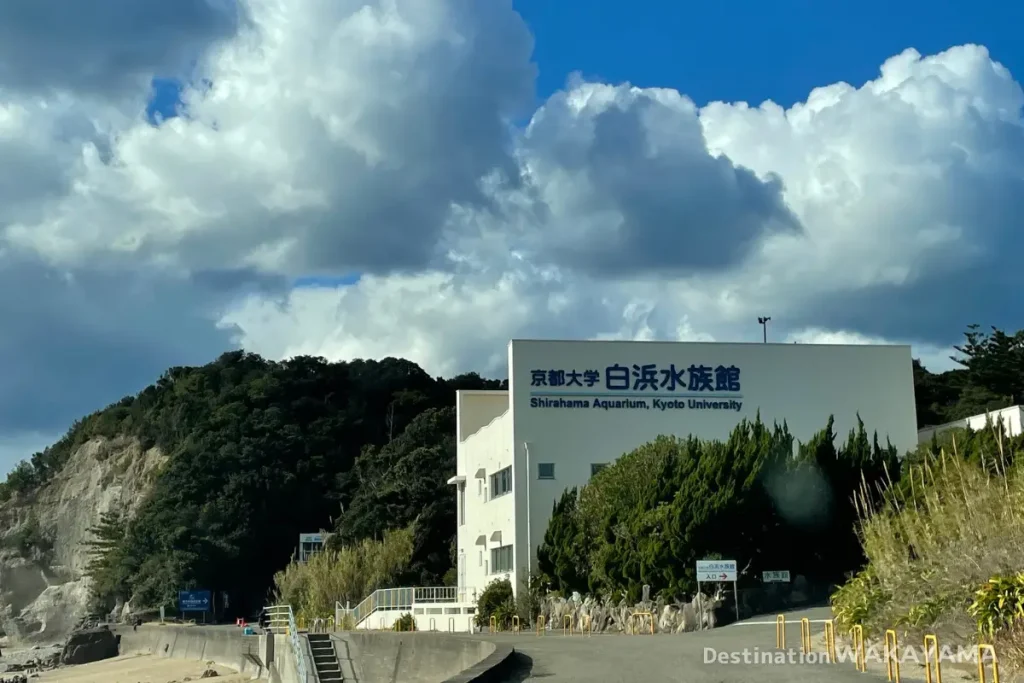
537,463,555,480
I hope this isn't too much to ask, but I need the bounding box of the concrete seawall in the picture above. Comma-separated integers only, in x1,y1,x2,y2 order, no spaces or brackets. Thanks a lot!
118,625,266,679
331,632,513,683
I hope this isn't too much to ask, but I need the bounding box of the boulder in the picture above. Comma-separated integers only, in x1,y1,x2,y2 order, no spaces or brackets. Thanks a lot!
59,627,119,666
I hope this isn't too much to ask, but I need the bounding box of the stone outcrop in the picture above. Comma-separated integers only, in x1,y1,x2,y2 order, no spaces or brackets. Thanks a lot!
538,584,726,634
0,437,165,646
59,626,119,666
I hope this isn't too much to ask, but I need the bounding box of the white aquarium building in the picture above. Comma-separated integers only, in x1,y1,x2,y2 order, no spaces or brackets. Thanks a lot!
448,339,919,602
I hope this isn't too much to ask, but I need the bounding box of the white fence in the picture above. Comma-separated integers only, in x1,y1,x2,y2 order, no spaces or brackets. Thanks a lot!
336,586,476,629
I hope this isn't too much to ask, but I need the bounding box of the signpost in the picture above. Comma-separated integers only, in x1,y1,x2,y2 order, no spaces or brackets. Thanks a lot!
178,590,212,613
762,570,791,583
695,560,739,628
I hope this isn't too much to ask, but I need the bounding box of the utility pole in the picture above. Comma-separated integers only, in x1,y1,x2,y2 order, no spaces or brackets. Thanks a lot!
758,316,771,343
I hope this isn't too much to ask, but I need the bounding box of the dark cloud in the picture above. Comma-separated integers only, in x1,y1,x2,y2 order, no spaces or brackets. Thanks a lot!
521,88,802,276
0,255,240,435
0,0,245,96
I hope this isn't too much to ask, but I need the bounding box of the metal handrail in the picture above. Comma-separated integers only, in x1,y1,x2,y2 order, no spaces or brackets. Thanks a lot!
265,604,307,681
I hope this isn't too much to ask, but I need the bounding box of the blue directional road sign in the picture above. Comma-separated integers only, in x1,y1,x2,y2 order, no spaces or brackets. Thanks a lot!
178,590,212,612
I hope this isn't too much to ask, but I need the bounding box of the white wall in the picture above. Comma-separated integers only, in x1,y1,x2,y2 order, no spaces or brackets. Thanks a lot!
356,607,477,632
455,392,516,600
917,405,1024,443
508,339,919,579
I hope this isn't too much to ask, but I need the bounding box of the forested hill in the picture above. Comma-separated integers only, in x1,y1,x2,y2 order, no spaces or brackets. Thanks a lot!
0,325,1020,617
0,351,503,617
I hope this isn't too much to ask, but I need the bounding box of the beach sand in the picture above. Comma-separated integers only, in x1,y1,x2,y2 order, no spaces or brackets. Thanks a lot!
32,653,250,683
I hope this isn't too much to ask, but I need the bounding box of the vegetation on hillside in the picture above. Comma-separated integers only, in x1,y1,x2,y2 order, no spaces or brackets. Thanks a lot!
827,326,1024,664
1,351,501,616
0,323,1020,625
831,432,1024,647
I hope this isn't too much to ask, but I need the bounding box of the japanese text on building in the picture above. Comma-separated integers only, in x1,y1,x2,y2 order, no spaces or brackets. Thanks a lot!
528,363,741,393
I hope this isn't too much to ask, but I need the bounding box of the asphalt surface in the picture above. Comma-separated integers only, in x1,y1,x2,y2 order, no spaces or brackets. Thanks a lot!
480,606,900,682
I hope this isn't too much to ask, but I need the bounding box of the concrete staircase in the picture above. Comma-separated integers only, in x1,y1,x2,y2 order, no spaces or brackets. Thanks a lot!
307,633,343,682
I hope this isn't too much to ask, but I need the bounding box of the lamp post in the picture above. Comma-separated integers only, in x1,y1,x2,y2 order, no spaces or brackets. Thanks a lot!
758,316,771,343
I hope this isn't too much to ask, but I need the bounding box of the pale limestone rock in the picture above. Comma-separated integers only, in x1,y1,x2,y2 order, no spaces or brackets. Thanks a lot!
0,437,165,645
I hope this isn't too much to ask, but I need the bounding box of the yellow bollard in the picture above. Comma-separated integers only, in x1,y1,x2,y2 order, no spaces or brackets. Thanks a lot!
429,618,436,631
378,617,385,630
800,618,811,655
884,629,900,682
562,614,572,636
924,634,942,683
327,617,335,632
583,614,592,637
978,643,999,683
512,615,520,634
776,615,786,648
824,620,837,663
489,615,497,634
536,615,546,636
448,617,455,633
851,625,866,672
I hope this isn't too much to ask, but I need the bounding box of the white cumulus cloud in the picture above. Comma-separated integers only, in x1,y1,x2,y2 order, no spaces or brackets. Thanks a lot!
0,0,1021,473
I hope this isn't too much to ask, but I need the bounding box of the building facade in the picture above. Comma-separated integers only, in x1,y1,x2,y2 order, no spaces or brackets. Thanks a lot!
450,339,919,599
917,405,1024,444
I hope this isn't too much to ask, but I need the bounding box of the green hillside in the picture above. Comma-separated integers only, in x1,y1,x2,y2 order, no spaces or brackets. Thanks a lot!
0,324,1020,619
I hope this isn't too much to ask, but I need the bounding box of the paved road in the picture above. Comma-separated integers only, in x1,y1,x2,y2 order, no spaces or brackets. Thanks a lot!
481,606,898,682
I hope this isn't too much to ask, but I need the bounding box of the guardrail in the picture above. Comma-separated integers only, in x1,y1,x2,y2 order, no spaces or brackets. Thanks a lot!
265,604,308,681
336,586,475,628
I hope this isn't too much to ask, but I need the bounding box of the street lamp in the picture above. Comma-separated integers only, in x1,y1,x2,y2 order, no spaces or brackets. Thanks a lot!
757,316,771,343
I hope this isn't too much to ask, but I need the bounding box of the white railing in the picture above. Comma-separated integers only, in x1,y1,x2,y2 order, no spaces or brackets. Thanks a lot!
265,604,308,681
336,586,475,628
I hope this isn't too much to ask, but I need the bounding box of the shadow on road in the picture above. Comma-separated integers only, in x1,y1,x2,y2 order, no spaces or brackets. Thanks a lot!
500,651,553,681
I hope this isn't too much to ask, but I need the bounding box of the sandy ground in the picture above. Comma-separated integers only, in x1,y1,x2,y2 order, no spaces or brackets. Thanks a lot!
0,644,62,673
32,654,249,683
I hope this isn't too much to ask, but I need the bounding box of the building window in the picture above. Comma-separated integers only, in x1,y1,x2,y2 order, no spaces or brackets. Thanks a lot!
458,483,465,526
491,545,513,574
537,463,555,480
590,463,608,477
489,466,512,499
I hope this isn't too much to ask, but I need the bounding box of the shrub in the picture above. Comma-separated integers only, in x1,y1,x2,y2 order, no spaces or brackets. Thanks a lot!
515,572,545,628
833,440,1024,642
272,526,414,622
831,567,889,636
475,578,515,630
968,573,1024,638
393,613,415,631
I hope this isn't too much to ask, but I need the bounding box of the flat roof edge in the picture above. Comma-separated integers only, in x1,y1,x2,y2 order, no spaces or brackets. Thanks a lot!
508,338,913,349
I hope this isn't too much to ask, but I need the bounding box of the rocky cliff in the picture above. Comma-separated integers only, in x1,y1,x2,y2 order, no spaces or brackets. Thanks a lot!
0,437,164,646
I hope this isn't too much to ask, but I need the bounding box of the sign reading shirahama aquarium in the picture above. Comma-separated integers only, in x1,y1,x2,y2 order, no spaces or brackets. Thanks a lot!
527,362,743,412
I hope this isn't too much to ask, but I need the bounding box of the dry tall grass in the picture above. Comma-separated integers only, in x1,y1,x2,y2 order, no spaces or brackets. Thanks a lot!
272,526,414,621
834,432,1023,643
